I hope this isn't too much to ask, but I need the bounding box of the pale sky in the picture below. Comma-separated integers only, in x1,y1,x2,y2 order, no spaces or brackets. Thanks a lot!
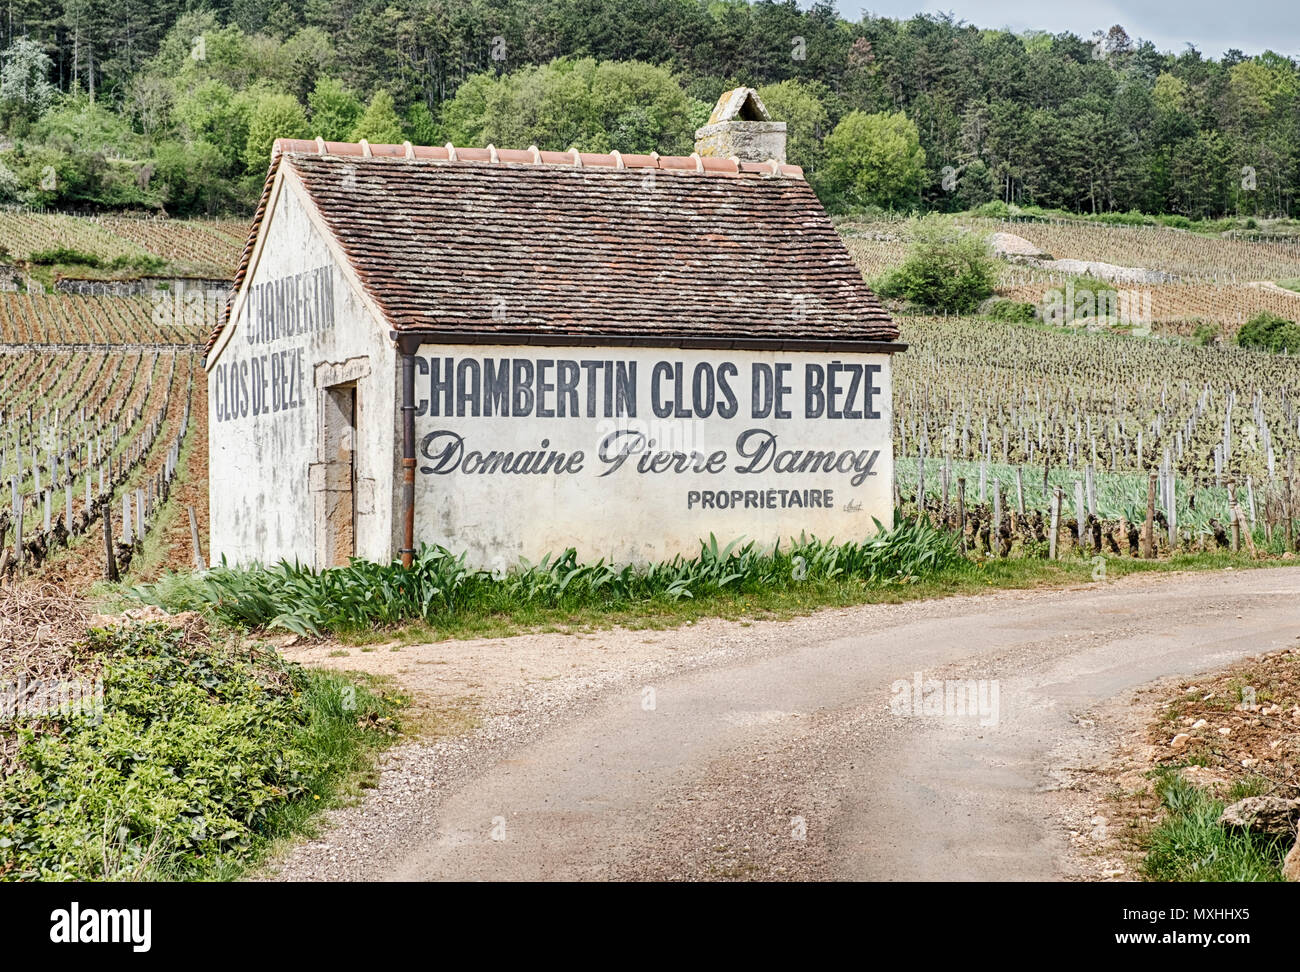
850,1,1299,58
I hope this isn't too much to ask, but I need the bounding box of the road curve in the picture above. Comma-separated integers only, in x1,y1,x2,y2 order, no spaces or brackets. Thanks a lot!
278,567,1300,881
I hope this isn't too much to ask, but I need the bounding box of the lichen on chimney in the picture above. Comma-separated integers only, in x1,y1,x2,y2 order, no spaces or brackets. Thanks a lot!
693,87,787,165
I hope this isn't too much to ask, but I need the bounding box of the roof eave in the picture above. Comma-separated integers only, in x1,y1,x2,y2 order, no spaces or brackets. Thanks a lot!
203,149,284,366
389,329,906,355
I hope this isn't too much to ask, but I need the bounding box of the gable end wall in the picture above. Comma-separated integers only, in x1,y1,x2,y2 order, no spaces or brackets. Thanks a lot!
207,176,398,567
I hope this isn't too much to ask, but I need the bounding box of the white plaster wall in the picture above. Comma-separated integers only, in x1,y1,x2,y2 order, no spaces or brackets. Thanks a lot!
207,177,396,567
410,344,894,569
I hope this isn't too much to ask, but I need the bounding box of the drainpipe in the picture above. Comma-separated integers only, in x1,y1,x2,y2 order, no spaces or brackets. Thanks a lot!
394,332,417,568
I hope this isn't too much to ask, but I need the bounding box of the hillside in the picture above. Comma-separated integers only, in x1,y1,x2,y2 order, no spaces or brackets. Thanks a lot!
0,207,1294,593
844,213,1300,335
0,210,245,282
0,211,240,589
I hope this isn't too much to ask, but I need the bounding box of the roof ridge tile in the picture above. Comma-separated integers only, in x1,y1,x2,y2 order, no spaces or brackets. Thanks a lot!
271,137,804,179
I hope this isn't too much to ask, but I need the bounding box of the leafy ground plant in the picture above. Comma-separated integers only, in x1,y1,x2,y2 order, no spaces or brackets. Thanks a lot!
0,621,404,881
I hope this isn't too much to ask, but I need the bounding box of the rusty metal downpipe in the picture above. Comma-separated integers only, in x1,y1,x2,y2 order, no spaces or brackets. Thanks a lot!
396,335,417,568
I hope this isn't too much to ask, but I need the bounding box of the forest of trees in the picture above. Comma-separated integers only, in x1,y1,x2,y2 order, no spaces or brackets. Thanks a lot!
0,0,1296,219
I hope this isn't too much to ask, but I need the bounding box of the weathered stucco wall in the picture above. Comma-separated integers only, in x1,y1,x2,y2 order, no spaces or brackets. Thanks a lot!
411,344,894,569
207,177,396,567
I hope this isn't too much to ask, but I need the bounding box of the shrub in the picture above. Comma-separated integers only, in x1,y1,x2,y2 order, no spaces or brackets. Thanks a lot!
29,247,101,267
28,249,168,273
1236,311,1300,354
106,254,168,274
984,298,1037,323
1190,320,1219,346
876,218,996,313
1096,209,1151,227
973,200,1011,219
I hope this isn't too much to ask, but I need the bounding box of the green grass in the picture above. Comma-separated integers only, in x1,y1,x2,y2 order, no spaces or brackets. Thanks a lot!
1141,771,1290,882
115,517,1288,644
0,621,405,881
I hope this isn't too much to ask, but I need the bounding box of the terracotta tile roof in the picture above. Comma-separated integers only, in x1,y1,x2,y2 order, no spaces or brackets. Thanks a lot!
206,140,898,357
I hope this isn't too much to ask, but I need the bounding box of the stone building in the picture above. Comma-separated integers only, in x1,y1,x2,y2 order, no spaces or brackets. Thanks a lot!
204,90,903,570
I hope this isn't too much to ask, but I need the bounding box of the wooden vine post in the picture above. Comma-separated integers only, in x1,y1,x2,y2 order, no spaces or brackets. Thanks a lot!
956,477,967,554
102,501,118,583
1227,478,1258,558
1287,474,1295,553
1226,477,1241,552
188,506,205,570
1142,470,1157,559
1049,486,1062,560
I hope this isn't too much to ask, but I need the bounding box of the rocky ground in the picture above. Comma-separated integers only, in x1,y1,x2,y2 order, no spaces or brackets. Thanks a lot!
991,231,1177,284
1077,643,1300,878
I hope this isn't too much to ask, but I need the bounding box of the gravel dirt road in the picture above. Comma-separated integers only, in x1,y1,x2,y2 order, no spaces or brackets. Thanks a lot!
267,566,1300,882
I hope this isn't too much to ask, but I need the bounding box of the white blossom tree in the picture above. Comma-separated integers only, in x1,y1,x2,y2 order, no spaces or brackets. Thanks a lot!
0,38,56,122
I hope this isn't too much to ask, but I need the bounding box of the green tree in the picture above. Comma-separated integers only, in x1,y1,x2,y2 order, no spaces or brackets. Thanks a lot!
0,37,55,125
0,154,20,201
173,79,258,173
307,77,361,141
154,14,258,91
270,27,335,103
440,58,693,154
404,101,440,145
20,94,157,208
153,138,230,214
243,91,308,172
1152,72,1191,116
3,4,1300,221
951,158,998,209
439,72,494,146
757,79,833,175
820,110,926,211
350,89,404,144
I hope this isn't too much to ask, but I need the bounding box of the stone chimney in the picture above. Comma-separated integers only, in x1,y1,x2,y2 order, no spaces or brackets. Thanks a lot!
693,88,786,165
